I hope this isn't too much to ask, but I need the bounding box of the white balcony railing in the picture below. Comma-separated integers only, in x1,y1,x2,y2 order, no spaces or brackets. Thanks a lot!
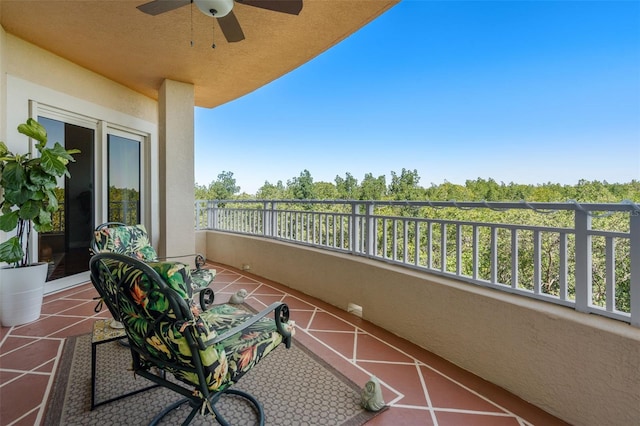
196,199,640,327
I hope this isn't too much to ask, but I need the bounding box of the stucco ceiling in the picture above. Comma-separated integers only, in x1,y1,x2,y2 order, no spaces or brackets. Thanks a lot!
0,0,398,108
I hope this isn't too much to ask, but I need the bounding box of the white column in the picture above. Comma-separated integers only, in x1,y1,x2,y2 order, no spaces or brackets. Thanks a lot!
158,79,195,261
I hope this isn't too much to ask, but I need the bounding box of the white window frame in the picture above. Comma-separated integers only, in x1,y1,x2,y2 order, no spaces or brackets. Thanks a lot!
32,105,153,291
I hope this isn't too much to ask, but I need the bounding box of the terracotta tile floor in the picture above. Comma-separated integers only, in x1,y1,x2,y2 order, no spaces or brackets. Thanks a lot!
0,263,568,425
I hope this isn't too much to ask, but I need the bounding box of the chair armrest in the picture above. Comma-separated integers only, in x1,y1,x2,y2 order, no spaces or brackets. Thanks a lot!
200,302,293,349
156,254,206,269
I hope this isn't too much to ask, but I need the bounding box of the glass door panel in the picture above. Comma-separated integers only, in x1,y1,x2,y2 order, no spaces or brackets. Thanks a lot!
37,117,95,281
107,134,141,225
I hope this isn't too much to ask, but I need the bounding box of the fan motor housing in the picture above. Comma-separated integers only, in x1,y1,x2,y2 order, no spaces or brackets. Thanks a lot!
194,0,233,17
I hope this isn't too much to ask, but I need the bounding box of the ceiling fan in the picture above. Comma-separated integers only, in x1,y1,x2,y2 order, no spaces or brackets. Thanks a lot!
137,0,303,43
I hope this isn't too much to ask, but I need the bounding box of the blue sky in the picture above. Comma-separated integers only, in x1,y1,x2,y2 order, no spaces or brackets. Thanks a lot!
195,0,640,194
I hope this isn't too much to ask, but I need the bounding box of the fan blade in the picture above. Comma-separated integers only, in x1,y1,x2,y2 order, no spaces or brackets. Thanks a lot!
218,11,246,42
137,0,191,16
236,0,303,16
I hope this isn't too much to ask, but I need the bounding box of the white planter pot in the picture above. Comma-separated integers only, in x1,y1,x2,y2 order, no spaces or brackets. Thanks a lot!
0,263,48,327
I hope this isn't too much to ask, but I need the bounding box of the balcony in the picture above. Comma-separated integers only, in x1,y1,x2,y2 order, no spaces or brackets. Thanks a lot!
1,200,637,425
196,199,640,425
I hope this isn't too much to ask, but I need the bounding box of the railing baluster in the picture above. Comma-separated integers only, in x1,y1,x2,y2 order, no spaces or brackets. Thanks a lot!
534,230,541,294
350,203,358,255
456,224,463,276
559,232,568,301
393,219,398,261
490,226,498,284
472,225,479,280
511,228,518,289
403,219,409,264
383,218,388,259
427,221,433,269
414,221,420,266
326,213,330,247
211,201,217,230
441,223,447,273
605,236,615,312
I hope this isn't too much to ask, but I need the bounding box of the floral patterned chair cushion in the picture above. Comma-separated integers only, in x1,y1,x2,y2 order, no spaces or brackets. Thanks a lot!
92,223,215,290
93,224,158,261
91,255,292,393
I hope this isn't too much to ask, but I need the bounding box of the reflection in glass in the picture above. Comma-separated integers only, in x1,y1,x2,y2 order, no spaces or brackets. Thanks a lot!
37,116,94,281
108,135,140,225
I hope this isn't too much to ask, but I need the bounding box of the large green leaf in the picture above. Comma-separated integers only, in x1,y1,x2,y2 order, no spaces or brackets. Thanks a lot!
47,142,79,161
1,161,26,188
3,186,35,207
0,210,19,232
0,141,9,157
17,118,47,145
28,167,57,189
34,218,53,233
30,190,45,201
19,199,41,221
0,237,24,264
39,147,68,176
38,143,79,176
35,208,52,227
45,189,58,212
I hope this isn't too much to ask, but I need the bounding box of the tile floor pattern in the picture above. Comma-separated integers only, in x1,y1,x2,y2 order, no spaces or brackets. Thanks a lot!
0,263,567,426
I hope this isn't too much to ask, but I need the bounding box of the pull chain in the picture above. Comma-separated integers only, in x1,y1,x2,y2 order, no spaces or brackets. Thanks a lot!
190,2,194,47
211,12,216,49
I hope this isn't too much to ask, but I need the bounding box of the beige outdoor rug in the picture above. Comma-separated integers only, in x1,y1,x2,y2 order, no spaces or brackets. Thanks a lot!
44,331,384,425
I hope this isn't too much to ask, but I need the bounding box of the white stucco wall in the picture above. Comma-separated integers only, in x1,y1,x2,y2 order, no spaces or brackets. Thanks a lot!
3,33,157,124
205,230,640,426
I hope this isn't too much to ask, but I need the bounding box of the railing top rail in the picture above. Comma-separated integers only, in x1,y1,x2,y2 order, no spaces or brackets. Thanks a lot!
197,199,640,213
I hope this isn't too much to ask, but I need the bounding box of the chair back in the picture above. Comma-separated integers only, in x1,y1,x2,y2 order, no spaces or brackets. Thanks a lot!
89,253,224,390
92,222,158,261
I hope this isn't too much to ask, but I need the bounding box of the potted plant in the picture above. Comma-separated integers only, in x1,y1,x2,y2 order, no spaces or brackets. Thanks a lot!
0,119,79,326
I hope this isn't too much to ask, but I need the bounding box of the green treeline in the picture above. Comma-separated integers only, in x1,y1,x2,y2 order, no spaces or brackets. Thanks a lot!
195,169,640,203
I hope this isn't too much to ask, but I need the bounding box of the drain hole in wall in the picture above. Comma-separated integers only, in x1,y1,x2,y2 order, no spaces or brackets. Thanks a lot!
347,302,363,318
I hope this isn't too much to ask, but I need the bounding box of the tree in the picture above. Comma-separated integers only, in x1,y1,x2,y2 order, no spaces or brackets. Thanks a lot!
335,172,358,199
287,170,316,200
389,168,423,200
315,182,339,199
425,180,470,201
257,180,287,199
196,171,240,200
359,173,386,200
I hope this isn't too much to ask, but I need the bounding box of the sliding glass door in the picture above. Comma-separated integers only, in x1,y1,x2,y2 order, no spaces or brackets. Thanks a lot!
37,117,95,281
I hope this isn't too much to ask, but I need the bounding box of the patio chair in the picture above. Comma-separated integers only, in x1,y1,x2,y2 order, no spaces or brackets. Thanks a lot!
91,222,216,309
89,252,294,425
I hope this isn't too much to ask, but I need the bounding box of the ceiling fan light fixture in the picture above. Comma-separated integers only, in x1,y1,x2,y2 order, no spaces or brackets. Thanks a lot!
194,0,234,17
